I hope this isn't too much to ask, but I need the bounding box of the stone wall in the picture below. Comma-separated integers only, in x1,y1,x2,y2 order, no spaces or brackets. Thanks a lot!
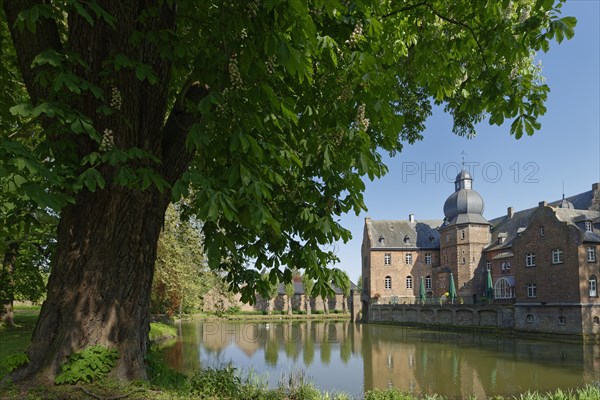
366,303,600,341
367,304,514,329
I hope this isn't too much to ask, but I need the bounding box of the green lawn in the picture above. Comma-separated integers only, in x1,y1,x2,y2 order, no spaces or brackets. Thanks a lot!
0,308,38,377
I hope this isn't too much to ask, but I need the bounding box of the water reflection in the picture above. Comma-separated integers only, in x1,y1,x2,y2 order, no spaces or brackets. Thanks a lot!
162,320,600,399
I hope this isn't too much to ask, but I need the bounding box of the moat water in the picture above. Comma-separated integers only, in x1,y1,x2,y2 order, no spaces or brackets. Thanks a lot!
162,320,600,399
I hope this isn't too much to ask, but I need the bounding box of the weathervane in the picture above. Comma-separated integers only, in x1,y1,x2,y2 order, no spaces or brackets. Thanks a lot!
461,151,467,170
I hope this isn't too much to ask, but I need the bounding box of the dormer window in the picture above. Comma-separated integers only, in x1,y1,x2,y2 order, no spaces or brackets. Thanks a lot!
498,237,504,245
403,235,410,244
586,221,593,232
429,235,435,244
540,226,545,237
378,235,385,245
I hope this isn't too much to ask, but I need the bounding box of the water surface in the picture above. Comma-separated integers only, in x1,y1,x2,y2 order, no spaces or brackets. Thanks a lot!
162,320,600,398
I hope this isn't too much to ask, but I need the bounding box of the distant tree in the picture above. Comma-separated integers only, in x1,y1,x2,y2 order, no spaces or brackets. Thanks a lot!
262,274,280,315
301,274,315,316
284,282,295,315
357,275,363,292
339,271,351,314
151,204,213,316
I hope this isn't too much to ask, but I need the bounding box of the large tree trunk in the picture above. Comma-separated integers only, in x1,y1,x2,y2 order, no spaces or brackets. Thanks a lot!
12,189,170,383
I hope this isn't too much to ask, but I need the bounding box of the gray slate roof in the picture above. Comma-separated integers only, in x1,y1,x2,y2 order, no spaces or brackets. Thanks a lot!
366,219,443,249
554,208,600,243
486,188,597,250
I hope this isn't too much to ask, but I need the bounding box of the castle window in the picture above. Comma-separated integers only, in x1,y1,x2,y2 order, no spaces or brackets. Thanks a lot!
527,283,537,298
526,314,534,324
590,276,597,297
462,257,465,264
540,226,545,237
486,260,492,271
384,253,392,265
552,249,563,264
586,221,593,232
384,276,392,289
494,277,514,299
405,253,412,265
425,253,432,265
594,316,600,326
588,247,597,262
501,259,510,271
429,235,435,244
404,235,410,244
378,235,385,245
425,276,432,290
525,253,536,267
461,230,465,240
558,316,566,325
406,276,413,289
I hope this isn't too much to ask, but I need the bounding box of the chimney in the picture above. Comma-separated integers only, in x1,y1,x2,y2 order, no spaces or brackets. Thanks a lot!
507,207,514,219
409,214,415,222
539,201,547,209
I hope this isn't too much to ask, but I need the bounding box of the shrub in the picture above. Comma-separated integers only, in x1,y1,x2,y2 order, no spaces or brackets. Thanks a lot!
226,306,241,315
189,366,242,398
55,346,119,385
1,353,29,373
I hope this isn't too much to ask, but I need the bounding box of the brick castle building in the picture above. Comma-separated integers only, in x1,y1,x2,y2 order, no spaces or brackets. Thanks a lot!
361,171,600,336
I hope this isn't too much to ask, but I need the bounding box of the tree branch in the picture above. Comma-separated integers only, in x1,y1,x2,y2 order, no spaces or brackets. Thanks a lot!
383,2,428,19
424,3,488,70
161,80,209,185
3,0,62,103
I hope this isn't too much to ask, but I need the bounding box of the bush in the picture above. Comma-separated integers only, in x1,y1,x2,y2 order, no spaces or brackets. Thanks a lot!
0,353,29,373
226,306,241,315
189,366,242,398
54,346,119,385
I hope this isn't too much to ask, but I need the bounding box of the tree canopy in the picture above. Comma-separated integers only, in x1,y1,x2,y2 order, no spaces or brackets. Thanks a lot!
0,0,575,382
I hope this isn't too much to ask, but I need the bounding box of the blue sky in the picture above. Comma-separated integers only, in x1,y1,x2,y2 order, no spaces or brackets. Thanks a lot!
336,0,600,283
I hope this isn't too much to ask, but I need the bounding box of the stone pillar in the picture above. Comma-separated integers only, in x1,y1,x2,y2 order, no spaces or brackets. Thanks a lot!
350,292,362,322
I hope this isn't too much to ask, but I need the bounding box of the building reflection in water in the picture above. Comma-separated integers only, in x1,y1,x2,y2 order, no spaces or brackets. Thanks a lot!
162,321,600,398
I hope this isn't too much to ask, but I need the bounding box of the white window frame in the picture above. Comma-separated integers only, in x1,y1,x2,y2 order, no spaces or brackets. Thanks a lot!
588,247,597,262
384,253,392,265
589,276,597,297
406,276,413,289
494,277,514,299
425,276,432,290
540,226,545,237
384,276,392,289
552,249,563,264
486,260,492,271
527,283,537,298
425,253,432,265
525,253,536,267
405,253,412,265
586,221,593,232
501,259,511,270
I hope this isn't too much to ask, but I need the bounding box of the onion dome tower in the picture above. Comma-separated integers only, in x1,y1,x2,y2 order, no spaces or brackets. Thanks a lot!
442,170,488,226
438,170,490,301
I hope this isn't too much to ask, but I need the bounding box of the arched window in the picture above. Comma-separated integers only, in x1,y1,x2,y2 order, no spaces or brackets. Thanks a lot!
425,276,432,290
594,316,600,326
406,276,413,289
494,277,514,299
590,275,597,297
384,276,392,289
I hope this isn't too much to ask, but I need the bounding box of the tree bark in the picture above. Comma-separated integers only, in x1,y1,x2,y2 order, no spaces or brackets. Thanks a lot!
11,188,170,383
1,242,19,327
